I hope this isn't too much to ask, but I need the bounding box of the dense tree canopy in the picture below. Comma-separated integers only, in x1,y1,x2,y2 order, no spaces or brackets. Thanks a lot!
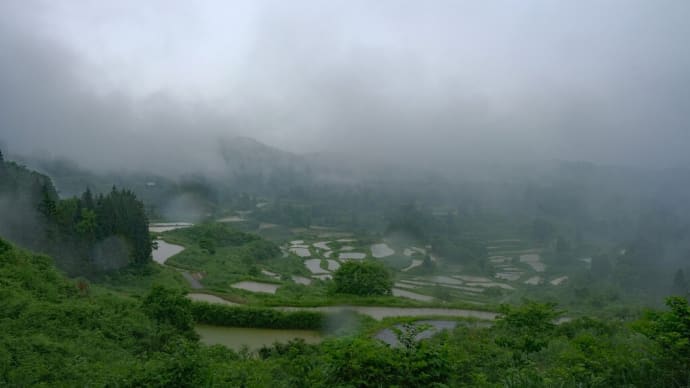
0,155,151,275
332,260,393,296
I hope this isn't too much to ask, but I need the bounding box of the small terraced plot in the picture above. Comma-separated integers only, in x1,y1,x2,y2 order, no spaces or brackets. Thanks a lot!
371,243,395,258
393,288,434,302
231,281,280,294
520,254,546,272
261,270,280,279
339,252,366,260
149,222,194,233
305,259,329,274
402,259,423,271
326,259,340,271
289,247,311,257
152,240,184,264
292,275,312,285
313,241,331,250
550,276,568,285
495,272,522,281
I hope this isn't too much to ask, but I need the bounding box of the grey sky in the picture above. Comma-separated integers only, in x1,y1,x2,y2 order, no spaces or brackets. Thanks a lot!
1,0,689,172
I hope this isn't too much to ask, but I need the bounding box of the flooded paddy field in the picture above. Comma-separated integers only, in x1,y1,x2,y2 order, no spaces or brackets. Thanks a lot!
196,325,322,351
231,281,280,294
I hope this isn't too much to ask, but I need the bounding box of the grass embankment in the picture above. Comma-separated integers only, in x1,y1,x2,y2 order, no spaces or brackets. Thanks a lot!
191,302,326,330
93,262,188,295
160,223,310,287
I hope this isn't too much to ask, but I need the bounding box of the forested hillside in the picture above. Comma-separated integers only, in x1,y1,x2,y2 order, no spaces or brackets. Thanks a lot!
0,150,151,276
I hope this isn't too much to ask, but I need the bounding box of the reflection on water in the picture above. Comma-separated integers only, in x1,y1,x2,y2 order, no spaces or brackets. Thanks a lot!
196,324,322,350
152,240,184,264
371,243,395,258
278,306,497,321
231,281,279,294
392,288,434,302
149,222,193,233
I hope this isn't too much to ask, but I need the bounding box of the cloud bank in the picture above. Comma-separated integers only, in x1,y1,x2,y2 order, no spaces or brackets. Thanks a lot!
1,0,689,173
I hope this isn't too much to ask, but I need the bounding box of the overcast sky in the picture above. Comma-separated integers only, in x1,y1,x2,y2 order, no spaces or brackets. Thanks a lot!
1,0,689,172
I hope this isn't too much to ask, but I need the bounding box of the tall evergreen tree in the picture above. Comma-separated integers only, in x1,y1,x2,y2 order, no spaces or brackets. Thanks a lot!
81,188,95,210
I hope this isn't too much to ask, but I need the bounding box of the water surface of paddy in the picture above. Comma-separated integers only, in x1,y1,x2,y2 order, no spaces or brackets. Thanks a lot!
152,240,184,264
231,281,279,294
371,243,395,258
149,222,193,233
196,325,321,351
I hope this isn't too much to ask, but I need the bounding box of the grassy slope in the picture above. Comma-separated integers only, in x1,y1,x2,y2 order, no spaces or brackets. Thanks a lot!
0,238,158,385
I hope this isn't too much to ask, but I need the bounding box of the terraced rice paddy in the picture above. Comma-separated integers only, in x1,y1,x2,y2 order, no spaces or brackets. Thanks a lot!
278,306,498,321
466,282,514,290
292,275,312,285
261,270,280,279
371,243,395,258
148,222,194,233
402,259,423,271
152,240,184,264
231,281,280,294
339,252,366,260
519,254,546,272
326,259,340,271
313,241,331,250
495,272,522,281
196,325,321,351
289,247,311,257
454,275,492,282
429,276,463,285
392,288,434,302
217,216,245,222
305,259,329,274
187,293,238,305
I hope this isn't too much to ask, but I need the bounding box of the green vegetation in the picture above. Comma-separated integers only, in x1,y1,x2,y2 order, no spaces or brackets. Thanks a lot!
161,223,296,289
93,263,189,295
0,238,202,386
4,147,690,386
332,260,393,296
0,155,151,276
2,236,690,386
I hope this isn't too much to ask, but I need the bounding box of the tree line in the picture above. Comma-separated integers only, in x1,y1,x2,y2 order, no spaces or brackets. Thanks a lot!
0,149,151,275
